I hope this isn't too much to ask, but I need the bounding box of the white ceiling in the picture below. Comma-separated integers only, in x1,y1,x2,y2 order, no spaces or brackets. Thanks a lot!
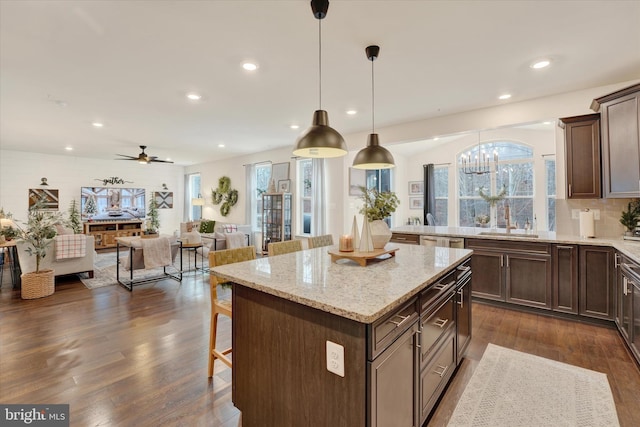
1,1,639,165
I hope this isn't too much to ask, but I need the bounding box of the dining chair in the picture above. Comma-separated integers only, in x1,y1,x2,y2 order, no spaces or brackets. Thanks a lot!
267,240,303,257
307,234,334,249
208,246,256,376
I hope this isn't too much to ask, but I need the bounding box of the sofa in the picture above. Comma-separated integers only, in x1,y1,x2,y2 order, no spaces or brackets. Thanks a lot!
180,221,252,261
16,235,96,278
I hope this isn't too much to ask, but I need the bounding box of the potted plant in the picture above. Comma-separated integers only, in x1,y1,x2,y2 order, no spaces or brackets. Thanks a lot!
144,197,160,237
358,186,400,249
66,199,82,234
620,201,640,236
16,198,60,299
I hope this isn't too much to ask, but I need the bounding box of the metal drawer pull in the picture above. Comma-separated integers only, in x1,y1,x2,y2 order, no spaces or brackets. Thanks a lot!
395,237,407,240
433,364,449,378
457,265,471,272
388,314,411,327
433,280,455,291
457,290,464,308
433,318,449,328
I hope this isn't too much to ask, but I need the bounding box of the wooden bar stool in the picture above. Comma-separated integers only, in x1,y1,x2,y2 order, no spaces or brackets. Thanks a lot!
267,240,303,257
208,246,256,376
307,234,334,249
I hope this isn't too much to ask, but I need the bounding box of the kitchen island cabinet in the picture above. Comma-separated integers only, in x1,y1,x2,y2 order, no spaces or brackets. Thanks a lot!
212,244,472,427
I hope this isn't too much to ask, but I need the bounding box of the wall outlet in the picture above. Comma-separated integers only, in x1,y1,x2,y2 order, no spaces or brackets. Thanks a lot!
326,340,344,377
572,209,580,220
592,209,601,220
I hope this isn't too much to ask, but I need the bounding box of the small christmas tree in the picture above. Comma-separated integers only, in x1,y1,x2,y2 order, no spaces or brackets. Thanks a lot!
146,198,160,234
67,199,82,234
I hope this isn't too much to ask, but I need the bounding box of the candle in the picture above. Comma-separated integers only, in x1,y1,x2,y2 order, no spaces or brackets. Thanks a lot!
339,234,354,252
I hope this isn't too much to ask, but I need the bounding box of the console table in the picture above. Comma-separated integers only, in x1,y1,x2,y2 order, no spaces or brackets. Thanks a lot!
115,236,182,291
84,220,143,249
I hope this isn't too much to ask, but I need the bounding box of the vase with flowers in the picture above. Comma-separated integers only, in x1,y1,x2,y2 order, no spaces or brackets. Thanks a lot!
358,186,400,249
478,186,506,229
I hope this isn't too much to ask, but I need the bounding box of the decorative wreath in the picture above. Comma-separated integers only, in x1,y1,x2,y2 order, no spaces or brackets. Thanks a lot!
211,176,238,217
478,186,506,206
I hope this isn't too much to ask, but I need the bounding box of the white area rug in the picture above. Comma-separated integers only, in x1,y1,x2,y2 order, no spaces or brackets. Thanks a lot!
79,250,204,289
447,344,620,427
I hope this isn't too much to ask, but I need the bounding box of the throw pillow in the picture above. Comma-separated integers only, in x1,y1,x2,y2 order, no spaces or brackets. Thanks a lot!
199,220,215,234
222,224,237,233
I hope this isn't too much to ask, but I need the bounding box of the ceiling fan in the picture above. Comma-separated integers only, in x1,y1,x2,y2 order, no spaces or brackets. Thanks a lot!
115,145,173,164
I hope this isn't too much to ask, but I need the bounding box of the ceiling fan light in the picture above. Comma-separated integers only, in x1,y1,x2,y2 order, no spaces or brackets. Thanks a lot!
352,134,395,170
293,110,347,158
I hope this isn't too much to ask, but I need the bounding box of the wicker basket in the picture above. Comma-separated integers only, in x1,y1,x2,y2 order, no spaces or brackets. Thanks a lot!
21,269,55,299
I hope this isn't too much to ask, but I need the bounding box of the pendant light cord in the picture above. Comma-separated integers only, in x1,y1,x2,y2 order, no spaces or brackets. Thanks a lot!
318,18,322,110
371,58,375,133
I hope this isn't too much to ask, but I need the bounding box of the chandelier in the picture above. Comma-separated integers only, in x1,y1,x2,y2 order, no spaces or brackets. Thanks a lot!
460,132,498,175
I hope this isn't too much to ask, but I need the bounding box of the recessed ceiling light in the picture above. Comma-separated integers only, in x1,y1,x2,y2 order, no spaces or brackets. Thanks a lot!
290,125,300,130
433,137,439,141
186,93,202,101
242,62,258,71
543,121,552,125
218,144,225,148
92,122,104,128
65,146,73,151
498,94,512,100
166,158,172,161
346,110,357,115
531,59,551,69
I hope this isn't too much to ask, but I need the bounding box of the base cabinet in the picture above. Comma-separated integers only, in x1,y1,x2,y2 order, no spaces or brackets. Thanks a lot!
579,246,615,320
456,271,472,362
616,254,640,365
552,244,579,314
466,239,551,309
419,331,456,424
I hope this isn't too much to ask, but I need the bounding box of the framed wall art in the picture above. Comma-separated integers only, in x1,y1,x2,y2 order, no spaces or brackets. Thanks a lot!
409,197,424,210
28,188,59,210
271,162,290,187
154,191,174,209
408,181,424,195
278,179,291,193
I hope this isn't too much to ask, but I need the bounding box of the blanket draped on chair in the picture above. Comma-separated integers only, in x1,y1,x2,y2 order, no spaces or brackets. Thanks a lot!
55,234,87,260
225,232,246,249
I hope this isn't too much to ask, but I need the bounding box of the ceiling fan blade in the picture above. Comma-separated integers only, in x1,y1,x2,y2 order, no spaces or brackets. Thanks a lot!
149,159,174,164
115,154,138,160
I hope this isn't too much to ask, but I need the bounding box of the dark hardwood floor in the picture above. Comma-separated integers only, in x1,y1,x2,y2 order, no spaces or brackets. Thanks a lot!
1,272,639,426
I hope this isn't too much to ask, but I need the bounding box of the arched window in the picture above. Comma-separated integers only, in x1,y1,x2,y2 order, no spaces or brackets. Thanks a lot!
458,141,534,228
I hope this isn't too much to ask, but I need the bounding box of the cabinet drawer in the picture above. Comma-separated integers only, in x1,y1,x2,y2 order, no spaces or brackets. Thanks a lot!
466,238,550,255
420,271,456,313
420,296,454,362
419,331,456,425
368,298,418,360
390,233,420,245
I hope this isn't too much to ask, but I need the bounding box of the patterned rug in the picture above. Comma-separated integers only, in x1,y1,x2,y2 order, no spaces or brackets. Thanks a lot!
78,250,206,289
447,344,619,427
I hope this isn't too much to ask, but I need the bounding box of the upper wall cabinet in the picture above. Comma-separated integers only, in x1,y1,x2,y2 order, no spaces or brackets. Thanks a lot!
559,114,601,199
591,84,640,198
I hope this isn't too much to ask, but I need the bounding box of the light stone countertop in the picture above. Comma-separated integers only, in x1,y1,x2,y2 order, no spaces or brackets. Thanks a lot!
211,244,472,324
391,225,640,263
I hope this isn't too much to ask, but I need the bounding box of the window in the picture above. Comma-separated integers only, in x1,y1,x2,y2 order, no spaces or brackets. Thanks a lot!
458,141,533,228
253,164,271,231
298,159,312,235
187,173,201,220
434,166,448,225
546,157,556,231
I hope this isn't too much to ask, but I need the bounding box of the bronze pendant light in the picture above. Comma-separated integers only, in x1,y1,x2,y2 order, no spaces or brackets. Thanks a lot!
352,45,395,170
293,0,347,158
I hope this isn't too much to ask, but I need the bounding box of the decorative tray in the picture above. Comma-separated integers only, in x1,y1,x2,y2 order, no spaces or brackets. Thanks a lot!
327,246,399,267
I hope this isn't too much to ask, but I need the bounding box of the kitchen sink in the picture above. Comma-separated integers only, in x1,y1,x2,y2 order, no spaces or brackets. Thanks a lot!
478,231,539,238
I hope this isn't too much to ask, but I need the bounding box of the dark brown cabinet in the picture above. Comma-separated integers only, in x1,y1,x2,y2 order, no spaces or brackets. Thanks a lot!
455,266,472,362
616,254,640,365
552,244,579,314
592,83,640,198
559,114,601,199
579,246,615,320
466,239,551,309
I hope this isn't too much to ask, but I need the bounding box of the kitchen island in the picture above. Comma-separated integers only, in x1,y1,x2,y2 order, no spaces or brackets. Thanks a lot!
212,243,473,427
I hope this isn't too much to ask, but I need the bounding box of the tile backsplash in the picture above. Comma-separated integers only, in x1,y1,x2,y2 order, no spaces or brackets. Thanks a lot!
555,198,636,238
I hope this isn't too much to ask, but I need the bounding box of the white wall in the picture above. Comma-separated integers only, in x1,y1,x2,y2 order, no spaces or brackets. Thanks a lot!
0,150,185,235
